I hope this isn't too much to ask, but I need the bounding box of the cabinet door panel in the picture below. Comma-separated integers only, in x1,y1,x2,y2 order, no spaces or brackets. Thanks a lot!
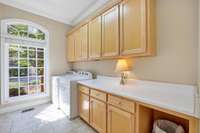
79,92,90,123
90,98,106,133
102,5,119,57
80,24,88,60
89,16,102,59
67,34,75,62
108,105,135,133
120,0,146,55
74,30,81,60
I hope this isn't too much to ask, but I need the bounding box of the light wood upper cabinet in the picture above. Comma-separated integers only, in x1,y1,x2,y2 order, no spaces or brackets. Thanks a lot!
79,92,90,123
74,29,81,60
67,34,75,62
89,16,102,59
67,0,155,62
107,105,135,133
90,98,107,133
74,24,88,61
80,24,88,60
102,5,120,57
120,0,147,55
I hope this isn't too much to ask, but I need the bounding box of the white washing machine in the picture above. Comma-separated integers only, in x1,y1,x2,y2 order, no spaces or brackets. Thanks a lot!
52,71,92,119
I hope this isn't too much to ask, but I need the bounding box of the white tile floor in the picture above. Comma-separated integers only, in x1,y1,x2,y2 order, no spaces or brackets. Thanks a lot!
0,104,96,133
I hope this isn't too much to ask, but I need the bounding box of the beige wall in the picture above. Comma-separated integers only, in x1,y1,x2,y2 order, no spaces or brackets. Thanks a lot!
0,3,72,76
73,0,198,85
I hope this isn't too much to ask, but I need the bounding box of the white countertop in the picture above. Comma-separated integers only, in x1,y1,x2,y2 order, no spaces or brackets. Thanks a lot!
78,76,200,118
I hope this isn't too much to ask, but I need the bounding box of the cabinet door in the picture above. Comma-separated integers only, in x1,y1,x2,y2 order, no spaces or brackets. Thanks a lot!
67,34,75,62
79,92,90,123
80,24,88,60
120,0,146,55
74,29,81,60
108,105,135,133
102,5,119,57
89,16,102,59
90,98,107,133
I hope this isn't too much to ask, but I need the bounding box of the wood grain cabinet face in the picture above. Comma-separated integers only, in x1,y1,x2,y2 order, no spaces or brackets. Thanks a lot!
74,29,81,60
108,105,135,133
80,24,88,60
89,16,102,59
90,98,107,133
67,34,75,62
79,92,90,123
120,0,147,55
102,5,120,57
74,24,88,61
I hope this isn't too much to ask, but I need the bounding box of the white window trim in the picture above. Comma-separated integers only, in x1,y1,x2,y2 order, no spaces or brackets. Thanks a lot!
1,19,50,104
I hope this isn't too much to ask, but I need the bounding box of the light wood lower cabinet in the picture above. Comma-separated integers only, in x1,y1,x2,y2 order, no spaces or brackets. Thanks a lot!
107,105,135,133
90,98,107,133
78,85,198,133
79,92,90,123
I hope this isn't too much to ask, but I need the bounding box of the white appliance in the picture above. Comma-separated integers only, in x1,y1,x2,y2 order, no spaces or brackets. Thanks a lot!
52,71,92,119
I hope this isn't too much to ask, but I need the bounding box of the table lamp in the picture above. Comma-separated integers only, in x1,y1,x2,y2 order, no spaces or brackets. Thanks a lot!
115,59,130,85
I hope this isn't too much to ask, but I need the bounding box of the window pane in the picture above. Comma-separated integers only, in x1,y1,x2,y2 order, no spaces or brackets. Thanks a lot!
38,77,44,84
8,24,28,37
29,77,37,85
9,68,18,77
7,25,18,36
29,68,37,76
29,49,36,58
20,47,28,58
20,87,28,95
9,78,19,88
38,85,44,93
9,78,19,97
9,47,18,58
29,86,37,94
9,59,18,67
9,88,19,97
20,59,28,67
20,77,28,86
20,68,28,76
29,60,36,67
37,60,44,67
37,51,44,58
28,27,45,40
8,25,45,40
37,68,44,75
37,48,44,51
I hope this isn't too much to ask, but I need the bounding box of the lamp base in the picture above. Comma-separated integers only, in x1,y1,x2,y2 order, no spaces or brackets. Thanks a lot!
120,72,127,85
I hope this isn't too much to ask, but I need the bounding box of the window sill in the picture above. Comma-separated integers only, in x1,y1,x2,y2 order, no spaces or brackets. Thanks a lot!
2,93,49,105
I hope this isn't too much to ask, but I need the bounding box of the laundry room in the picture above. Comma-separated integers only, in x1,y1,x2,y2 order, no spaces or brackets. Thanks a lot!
0,0,199,133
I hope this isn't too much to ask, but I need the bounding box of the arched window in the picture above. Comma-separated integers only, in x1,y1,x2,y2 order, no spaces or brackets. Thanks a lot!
1,19,49,103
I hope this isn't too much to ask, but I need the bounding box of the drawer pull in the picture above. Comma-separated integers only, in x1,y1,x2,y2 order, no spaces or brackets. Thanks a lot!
96,93,100,96
118,101,122,105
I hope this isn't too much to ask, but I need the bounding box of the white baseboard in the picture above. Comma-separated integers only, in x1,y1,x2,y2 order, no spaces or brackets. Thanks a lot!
0,98,51,114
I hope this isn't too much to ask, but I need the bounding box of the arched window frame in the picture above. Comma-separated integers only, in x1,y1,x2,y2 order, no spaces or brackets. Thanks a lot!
1,19,50,104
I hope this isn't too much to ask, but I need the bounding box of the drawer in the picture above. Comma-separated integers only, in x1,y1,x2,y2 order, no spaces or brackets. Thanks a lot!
108,95,135,113
90,89,107,102
79,85,90,95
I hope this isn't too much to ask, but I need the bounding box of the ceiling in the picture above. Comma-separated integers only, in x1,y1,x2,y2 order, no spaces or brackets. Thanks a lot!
0,0,109,25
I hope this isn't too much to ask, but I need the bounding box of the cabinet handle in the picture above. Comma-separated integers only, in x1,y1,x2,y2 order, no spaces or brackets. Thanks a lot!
96,93,100,96
118,101,122,105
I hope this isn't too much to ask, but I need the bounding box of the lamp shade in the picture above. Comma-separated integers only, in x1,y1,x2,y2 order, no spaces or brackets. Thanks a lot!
115,59,130,72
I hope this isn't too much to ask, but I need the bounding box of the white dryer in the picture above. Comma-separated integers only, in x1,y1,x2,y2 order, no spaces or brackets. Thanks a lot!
52,71,92,119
